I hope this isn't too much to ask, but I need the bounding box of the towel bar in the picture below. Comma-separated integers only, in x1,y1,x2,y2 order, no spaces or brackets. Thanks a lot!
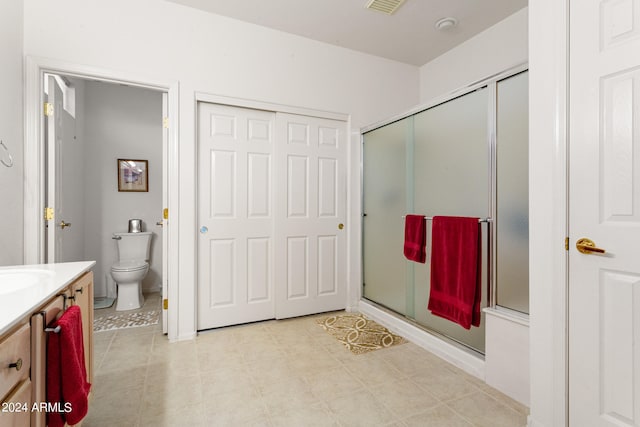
37,311,62,333
402,215,492,223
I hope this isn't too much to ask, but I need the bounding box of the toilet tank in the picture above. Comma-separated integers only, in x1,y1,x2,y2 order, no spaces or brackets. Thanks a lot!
114,232,152,261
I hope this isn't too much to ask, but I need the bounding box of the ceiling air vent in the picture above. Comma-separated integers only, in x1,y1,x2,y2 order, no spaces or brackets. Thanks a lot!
365,0,406,15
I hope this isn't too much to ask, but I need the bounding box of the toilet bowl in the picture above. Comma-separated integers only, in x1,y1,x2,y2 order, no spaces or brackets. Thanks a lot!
110,232,152,311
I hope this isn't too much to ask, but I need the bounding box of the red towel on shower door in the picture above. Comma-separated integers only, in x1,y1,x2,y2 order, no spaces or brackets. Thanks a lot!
46,305,91,427
404,215,427,263
427,216,482,329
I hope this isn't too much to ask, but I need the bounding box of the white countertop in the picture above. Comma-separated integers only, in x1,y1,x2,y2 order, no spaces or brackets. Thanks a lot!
0,261,96,335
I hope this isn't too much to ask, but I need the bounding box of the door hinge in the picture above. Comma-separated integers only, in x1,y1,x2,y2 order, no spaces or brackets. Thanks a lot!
44,102,54,117
163,208,169,220
163,117,169,129
44,207,54,221
565,237,569,251
163,298,168,310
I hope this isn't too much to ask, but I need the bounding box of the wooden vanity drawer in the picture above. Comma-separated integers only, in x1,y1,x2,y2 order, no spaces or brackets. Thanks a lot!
0,323,30,401
0,378,32,427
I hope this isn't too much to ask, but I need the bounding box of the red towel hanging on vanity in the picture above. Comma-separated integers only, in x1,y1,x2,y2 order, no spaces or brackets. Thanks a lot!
46,305,91,427
427,216,482,329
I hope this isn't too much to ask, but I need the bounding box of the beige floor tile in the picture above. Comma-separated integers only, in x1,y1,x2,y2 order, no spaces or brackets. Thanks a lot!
446,391,528,427
141,374,202,416
85,308,531,427
200,366,257,398
84,384,143,426
269,404,339,427
342,355,406,387
92,367,147,397
258,376,320,415
197,345,246,371
325,389,396,427
370,378,441,418
304,366,365,399
409,366,480,402
403,404,474,427
201,388,269,425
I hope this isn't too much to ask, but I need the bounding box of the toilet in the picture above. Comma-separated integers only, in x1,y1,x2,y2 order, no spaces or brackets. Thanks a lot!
111,231,152,311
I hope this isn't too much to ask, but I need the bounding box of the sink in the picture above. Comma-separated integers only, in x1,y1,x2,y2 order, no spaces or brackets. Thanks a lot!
0,269,56,295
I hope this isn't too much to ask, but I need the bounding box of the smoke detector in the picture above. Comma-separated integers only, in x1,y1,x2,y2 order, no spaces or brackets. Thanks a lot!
435,17,458,31
365,0,407,15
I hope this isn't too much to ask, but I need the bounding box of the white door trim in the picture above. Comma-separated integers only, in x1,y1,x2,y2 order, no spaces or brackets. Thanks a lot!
528,1,569,426
195,92,349,122
23,56,181,341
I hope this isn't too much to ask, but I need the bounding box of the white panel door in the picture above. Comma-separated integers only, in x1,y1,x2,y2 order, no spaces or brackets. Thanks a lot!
274,113,347,319
197,103,276,329
45,75,65,263
569,0,640,425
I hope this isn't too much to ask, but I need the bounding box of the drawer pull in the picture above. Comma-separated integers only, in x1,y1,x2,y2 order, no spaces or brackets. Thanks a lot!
8,358,23,371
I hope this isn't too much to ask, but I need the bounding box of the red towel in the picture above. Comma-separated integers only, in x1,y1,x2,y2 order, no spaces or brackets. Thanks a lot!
404,215,426,263
427,216,482,329
47,305,91,427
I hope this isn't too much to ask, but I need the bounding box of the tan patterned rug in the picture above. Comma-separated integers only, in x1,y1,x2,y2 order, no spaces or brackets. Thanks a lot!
93,309,160,332
316,313,407,355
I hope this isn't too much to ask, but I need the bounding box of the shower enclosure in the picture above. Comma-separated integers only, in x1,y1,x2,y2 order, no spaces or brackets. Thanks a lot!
362,67,529,354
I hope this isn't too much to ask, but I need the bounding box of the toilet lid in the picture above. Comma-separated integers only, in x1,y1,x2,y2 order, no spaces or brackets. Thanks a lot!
112,260,148,272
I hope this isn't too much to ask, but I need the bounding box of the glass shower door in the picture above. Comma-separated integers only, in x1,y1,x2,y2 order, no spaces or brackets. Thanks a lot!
362,118,410,315
412,88,490,353
362,88,490,353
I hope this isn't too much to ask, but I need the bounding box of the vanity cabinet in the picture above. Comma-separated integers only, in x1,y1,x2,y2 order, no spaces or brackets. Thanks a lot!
0,322,32,427
68,272,94,385
0,266,93,427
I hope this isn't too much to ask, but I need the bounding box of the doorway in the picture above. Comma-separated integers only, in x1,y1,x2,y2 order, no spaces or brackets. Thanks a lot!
43,74,169,334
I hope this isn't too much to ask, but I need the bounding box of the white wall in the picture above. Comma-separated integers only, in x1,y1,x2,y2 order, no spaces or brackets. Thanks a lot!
419,8,528,102
23,0,419,339
83,82,163,298
0,0,23,266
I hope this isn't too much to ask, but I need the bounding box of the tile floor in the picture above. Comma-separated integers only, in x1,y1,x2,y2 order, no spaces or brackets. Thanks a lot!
84,301,528,427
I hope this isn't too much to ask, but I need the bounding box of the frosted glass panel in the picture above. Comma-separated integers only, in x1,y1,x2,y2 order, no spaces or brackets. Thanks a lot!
362,119,408,315
496,71,529,313
412,88,489,353
361,70,529,354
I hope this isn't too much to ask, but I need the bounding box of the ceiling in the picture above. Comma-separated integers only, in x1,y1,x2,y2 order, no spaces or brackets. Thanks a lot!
164,0,527,66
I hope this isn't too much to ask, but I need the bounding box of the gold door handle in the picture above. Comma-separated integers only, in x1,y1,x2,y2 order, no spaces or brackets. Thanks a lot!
156,220,164,227
576,238,606,254
59,220,71,229
338,223,344,230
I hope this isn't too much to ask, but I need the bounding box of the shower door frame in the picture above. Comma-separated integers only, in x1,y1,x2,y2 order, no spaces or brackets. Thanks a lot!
360,62,529,353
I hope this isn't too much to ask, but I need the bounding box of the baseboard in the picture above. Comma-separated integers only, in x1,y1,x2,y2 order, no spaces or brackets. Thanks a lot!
358,300,485,380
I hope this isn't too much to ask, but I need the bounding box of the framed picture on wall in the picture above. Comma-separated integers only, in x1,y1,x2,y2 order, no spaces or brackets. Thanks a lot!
117,159,148,192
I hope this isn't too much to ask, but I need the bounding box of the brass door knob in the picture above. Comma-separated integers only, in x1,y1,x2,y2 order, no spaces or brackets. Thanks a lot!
576,238,606,254
59,220,71,229
338,223,344,230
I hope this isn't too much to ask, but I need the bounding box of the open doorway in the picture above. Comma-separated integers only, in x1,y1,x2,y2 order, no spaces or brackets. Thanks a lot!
44,74,168,333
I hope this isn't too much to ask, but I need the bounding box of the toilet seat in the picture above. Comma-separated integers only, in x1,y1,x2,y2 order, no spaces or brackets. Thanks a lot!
111,260,148,272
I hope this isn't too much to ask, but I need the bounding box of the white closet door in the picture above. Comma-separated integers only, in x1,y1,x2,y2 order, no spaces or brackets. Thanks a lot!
274,113,347,319
197,103,276,329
